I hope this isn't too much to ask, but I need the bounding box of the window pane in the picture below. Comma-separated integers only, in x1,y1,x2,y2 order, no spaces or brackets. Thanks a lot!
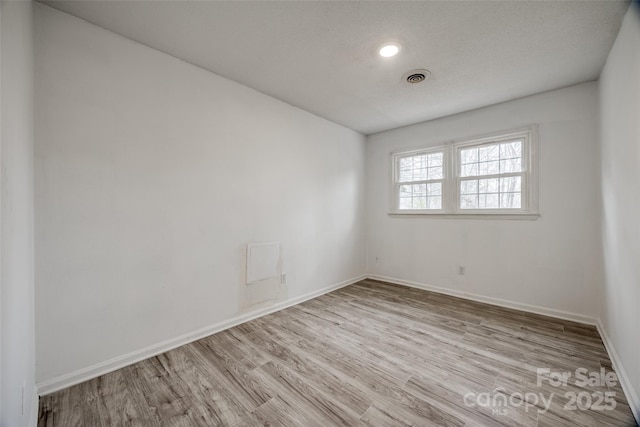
500,192,521,209
478,178,498,193
400,157,413,169
499,176,521,193
412,197,426,209
479,145,499,162
461,163,478,177
460,147,478,165
400,184,423,209
479,193,499,209
398,182,442,210
500,140,522,159
412,184,426,196
429,152,443,167
479,160,499,176
460,180,478,195
461,175,522,210
427,196,442,209
413,167,427,181
459,140,524,177
399,169,412,182
500,158,521,173
427,166,443,180
427,182,441,196
398,152,443,183
460,194,478,209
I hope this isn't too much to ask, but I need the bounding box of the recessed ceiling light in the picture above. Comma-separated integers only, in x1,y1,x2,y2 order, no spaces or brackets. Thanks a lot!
379,43,400,58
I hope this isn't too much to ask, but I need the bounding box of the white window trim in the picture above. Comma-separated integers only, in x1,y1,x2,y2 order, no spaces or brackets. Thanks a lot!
391,146,447,214
389,125,539,219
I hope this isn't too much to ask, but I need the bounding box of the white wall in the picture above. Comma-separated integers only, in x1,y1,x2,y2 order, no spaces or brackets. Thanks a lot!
366,82,602,319
599,4,640,420
34,3,365,386
0,1,37,426
31,3,639,419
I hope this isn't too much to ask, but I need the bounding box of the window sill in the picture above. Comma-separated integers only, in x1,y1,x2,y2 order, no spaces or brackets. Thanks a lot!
388,212,540,220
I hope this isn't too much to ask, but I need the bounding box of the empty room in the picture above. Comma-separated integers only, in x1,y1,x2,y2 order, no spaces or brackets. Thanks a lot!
1,0,639,426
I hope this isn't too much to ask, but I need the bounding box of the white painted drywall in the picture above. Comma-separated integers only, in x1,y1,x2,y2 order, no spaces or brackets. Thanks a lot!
366,82,602,318
34,3,365,384
0,1,37,425
599,4,640,418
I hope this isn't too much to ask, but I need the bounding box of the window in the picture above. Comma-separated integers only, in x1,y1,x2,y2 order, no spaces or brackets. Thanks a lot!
390,126,538,218
396,149,444,211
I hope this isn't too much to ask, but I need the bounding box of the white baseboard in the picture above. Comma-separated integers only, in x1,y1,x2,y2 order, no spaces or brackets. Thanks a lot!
29,388,39,427
596,320,640,425
367,274,597,325
37,274,366,396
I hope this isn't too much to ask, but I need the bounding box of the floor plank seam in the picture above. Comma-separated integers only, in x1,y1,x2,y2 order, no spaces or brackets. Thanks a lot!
38,280,638,427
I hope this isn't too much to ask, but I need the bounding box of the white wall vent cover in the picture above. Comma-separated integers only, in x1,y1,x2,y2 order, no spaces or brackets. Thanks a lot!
246,241,280,284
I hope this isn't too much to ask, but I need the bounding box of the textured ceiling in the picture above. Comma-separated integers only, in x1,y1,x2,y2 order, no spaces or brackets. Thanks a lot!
40,0,629,135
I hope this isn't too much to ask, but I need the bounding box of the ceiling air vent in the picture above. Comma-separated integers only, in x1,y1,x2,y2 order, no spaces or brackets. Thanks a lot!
404,69,431,84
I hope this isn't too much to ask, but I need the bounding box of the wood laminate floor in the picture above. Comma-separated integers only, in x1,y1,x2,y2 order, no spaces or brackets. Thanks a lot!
38,279,637,426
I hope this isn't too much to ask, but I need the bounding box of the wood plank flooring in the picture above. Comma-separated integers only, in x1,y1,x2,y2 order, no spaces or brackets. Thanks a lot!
38,279,638,426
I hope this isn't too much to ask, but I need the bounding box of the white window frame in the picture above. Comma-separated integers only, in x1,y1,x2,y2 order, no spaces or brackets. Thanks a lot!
390,125,539,219
391,146,447,214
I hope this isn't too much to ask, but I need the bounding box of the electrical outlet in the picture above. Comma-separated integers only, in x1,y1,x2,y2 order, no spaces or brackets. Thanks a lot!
375,256,380,264
458,265,466,275
280,273,286,284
